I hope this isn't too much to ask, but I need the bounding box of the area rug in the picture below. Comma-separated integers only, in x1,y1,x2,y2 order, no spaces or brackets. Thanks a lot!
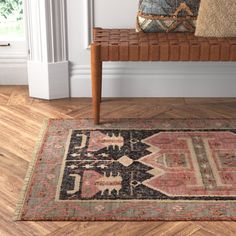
15,119,236,221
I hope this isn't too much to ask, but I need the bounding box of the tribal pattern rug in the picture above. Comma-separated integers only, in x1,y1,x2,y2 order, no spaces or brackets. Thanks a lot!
15,119,236,221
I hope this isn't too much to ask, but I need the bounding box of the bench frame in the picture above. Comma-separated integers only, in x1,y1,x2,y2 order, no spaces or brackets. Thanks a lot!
90,28,236,124
91,43,102,124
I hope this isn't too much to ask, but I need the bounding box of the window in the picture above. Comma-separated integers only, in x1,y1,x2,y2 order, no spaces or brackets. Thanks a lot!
0,0,24,41
0,0,26,59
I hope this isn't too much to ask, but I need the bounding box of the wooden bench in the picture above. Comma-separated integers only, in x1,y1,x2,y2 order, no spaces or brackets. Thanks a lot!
90,27,236,124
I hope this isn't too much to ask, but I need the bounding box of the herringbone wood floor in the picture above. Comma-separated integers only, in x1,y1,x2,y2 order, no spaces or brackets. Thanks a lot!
1,85,236,236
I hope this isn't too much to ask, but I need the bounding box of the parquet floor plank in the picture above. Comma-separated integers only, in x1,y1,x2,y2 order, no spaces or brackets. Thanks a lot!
194,222,236,236
0,86,15,105
190,229,216,236
145,222,200,236
0,105,44,128
184,98,236,105
7,86,33,106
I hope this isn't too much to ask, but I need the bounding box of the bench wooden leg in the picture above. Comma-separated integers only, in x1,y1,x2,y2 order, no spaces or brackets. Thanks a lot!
97,61,102,104
91,43,102,125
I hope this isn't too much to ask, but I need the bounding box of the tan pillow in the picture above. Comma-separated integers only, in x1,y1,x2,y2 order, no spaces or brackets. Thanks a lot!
195,0,236,37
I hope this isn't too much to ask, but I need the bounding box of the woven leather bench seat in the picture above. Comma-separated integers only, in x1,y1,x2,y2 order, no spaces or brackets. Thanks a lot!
93,28,236,61
90,28,236,124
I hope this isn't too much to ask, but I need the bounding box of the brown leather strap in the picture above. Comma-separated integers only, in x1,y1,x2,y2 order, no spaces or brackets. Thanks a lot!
92,28,236,61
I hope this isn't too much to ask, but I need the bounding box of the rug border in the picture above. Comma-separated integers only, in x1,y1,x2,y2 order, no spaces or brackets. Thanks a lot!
13,119,50,221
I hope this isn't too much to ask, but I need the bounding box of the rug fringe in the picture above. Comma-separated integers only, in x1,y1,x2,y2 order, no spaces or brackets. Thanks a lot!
13,119,50,221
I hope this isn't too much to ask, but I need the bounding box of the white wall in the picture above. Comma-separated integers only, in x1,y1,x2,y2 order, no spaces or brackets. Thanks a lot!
68,0,236,97
2,0,236,97
0,41,28,85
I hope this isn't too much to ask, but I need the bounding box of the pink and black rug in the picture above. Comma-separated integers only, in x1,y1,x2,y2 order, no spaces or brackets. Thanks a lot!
15,119,236,221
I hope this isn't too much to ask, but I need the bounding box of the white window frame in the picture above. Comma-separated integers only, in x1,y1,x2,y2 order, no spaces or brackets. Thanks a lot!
0,0,28,85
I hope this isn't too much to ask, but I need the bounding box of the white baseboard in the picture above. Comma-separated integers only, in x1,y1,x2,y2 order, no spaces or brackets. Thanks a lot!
70,62,236,97
28,61,69,99
0,57,28,85
1,61,236,98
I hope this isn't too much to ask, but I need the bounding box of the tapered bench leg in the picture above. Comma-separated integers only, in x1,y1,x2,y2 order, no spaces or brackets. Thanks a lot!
91,43,102,125
98,61,102,104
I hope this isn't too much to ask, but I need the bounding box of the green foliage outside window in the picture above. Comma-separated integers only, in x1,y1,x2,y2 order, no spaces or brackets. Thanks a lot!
0,0,24,38
0,0,23,21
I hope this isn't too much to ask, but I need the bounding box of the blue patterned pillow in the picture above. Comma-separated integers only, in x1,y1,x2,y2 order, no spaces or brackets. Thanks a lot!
137,0,200,33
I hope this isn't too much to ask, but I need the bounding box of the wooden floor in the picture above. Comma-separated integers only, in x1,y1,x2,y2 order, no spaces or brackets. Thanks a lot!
1,85,236,236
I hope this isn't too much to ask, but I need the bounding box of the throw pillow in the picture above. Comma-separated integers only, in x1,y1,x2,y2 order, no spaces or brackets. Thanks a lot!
136,0,200,33
195,0,236,37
